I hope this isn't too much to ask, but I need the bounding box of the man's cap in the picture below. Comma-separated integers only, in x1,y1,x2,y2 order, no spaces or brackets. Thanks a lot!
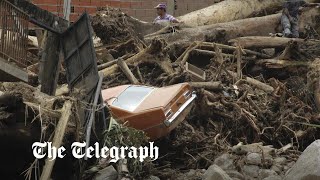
154,3,166,9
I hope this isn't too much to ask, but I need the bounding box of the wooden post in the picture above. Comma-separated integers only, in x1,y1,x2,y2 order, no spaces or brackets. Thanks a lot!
40,100,73,180
40,31,61,95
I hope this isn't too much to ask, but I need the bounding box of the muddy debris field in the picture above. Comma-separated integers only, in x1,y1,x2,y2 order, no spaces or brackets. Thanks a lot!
2,1,320,180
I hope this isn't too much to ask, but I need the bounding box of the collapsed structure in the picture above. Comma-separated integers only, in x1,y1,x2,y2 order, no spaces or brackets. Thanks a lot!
1,0,320,179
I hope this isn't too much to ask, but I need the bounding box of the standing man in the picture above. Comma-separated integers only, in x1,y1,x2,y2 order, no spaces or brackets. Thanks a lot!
153,3,179,26
281,0,319,38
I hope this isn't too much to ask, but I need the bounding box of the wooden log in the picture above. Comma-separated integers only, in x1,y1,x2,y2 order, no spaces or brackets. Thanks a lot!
146,8,320,45
178,0,284,27
117,58,139,84
40,100,73,180
229,36,305,48
189,81,223,91
228,71,274,93
257,59,310,68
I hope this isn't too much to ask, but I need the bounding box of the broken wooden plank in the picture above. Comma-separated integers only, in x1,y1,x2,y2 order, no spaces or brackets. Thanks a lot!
117,58,139,84
40,100,73,180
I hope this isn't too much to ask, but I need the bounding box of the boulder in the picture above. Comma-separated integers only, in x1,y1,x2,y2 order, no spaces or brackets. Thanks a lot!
271,164,282,174
284,140,320,180
259,169,278,179
226,170,245,180
274,157,287,165
214,153,235,170
246,153,262,165
94,166,118,180
242,165,259,178
203,164,233,180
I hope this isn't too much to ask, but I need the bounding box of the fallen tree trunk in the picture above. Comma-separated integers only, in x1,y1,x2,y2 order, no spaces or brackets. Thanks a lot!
178,0,284,27
229,36,305,48
146,8,320,45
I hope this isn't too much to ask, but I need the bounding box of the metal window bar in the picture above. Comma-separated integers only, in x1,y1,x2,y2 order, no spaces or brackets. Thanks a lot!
0,0,29,68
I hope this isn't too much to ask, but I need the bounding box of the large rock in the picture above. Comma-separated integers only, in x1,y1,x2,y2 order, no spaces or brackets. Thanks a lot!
226,170,245,180
284,140,320,180
94,166,118,180
259,169,278,179
214,153,235,170
203,164,233,180
246,153,262,165
242,165,260,178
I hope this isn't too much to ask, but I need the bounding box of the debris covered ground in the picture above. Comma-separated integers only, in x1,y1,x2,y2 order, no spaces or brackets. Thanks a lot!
2,0,320,180
90,4,320,180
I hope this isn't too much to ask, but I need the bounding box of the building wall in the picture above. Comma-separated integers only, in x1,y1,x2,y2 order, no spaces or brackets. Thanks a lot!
31,0,220,22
